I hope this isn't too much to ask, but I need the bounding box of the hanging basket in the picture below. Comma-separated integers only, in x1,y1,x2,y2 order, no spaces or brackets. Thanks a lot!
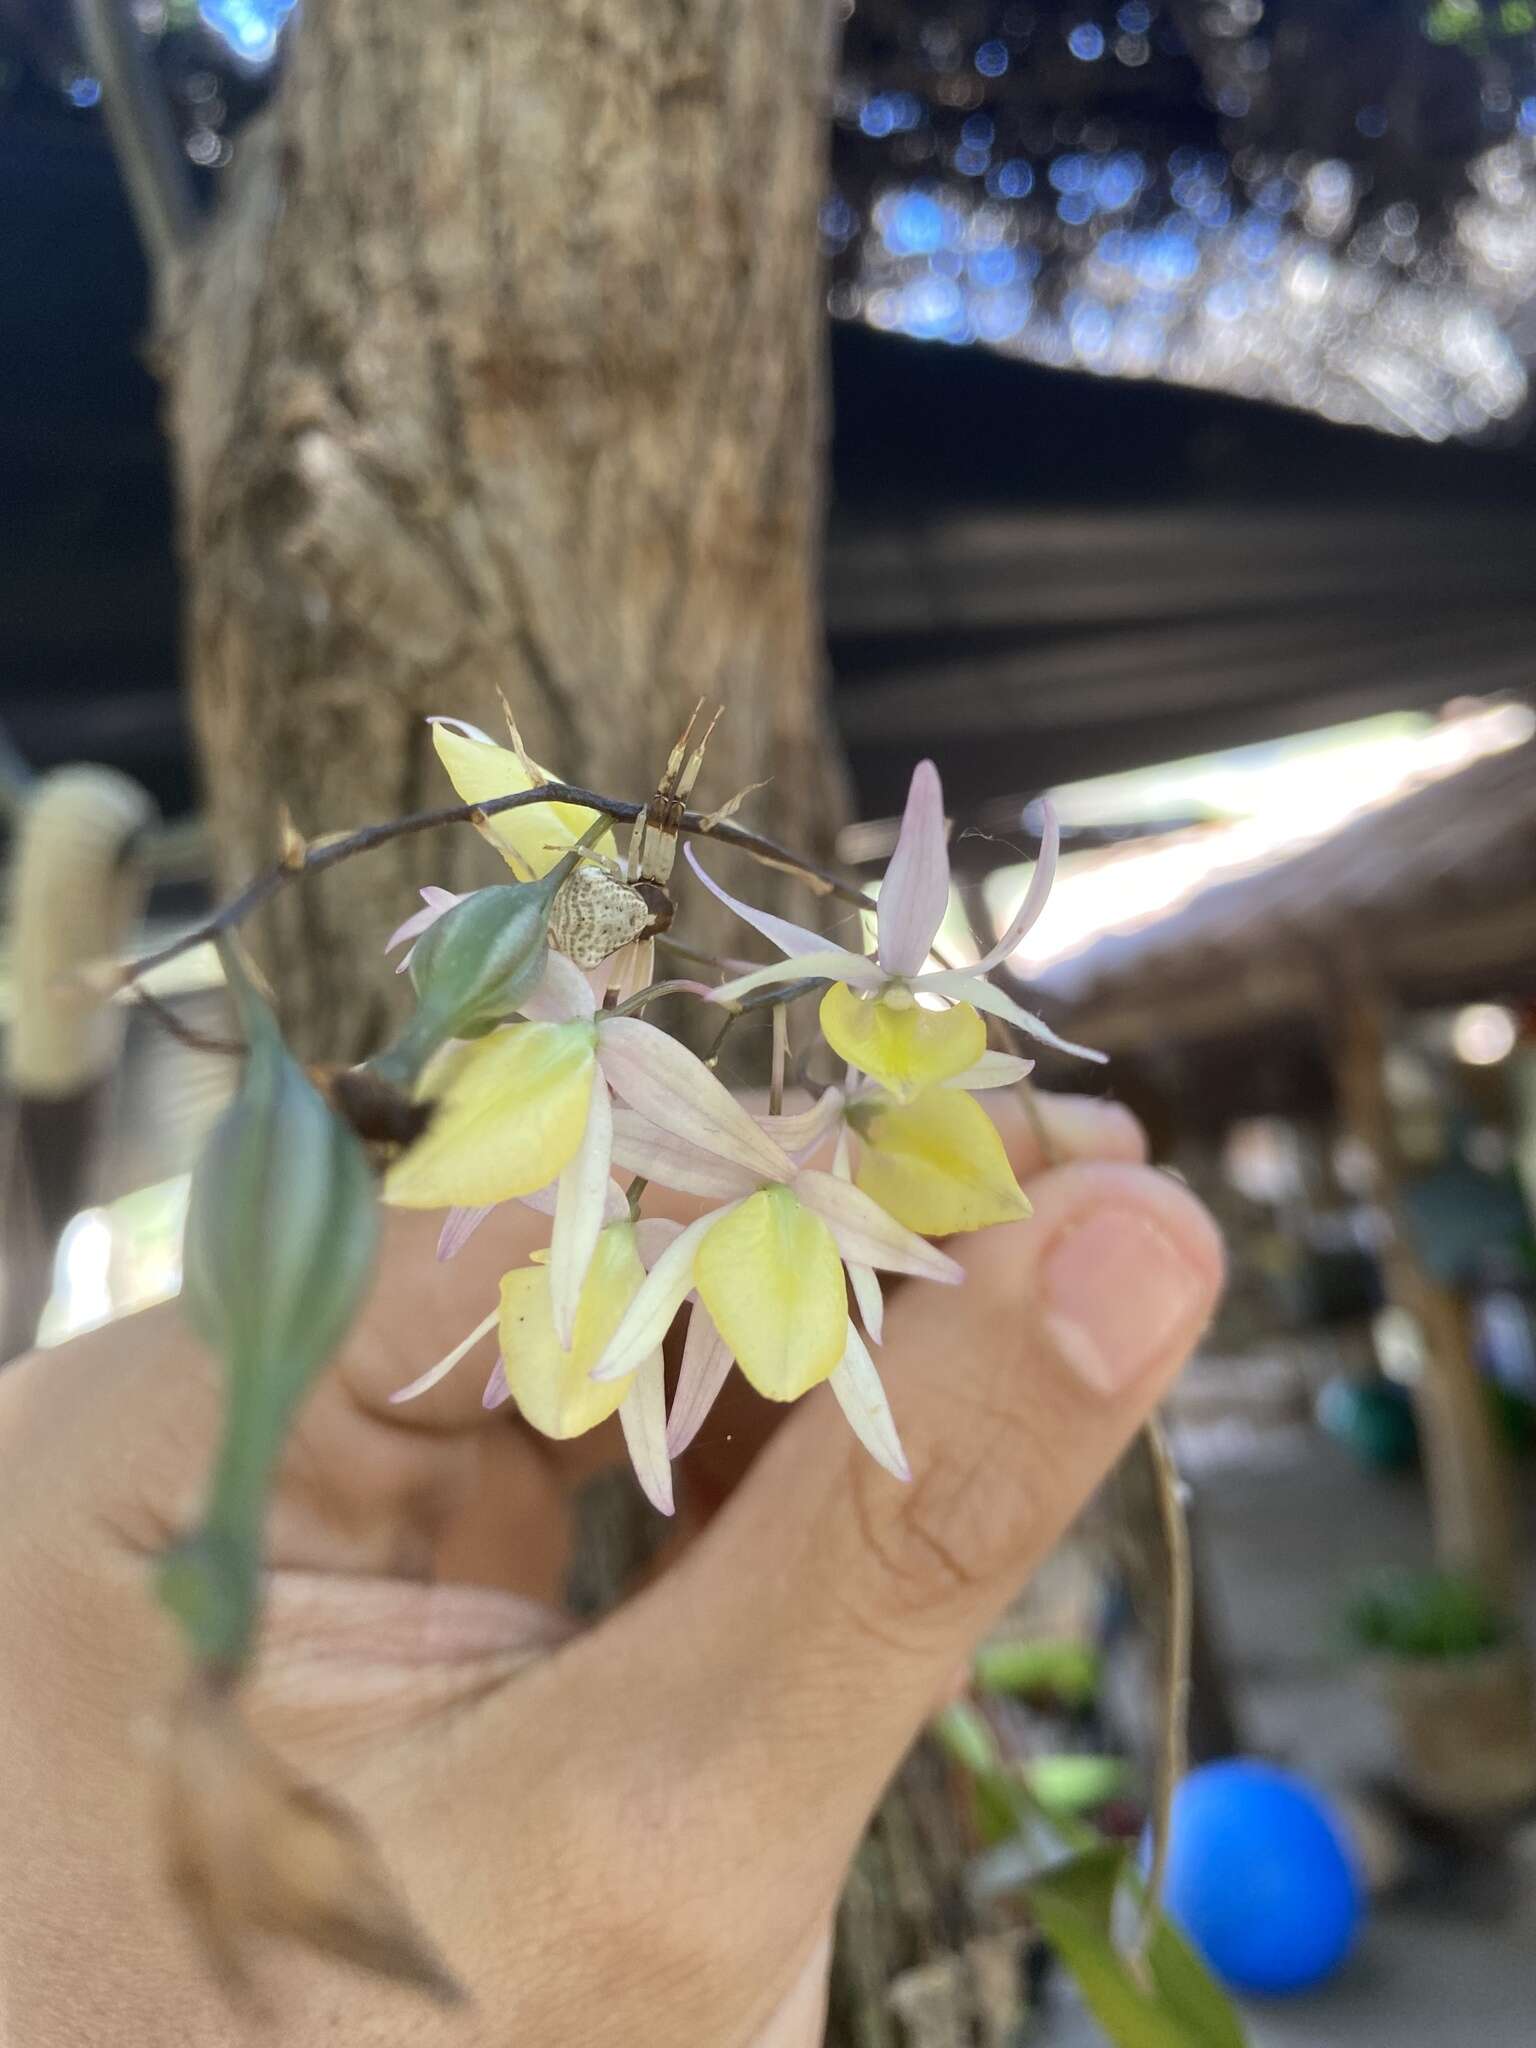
1377,1644,1536,1818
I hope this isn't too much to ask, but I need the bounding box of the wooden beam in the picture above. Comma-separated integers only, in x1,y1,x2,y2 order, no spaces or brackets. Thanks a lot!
1061,892,1536,1054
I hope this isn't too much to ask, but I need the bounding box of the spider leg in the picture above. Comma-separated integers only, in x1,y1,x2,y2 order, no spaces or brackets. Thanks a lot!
675,704,723,804
628,701,717,887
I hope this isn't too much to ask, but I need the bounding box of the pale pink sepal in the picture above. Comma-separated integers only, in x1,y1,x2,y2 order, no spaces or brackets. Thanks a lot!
793,1169,964,1284
829,1322,910,1480
877,759,951,978
685,843,840,961
586,957,619,1005
708,947,883,1006
548,1072,614,1349
849,1259,885,1345
385,886,465,970
832,1124,855,1181
667,1300,735,1456
390,1306,499,1403
757,1087,845,1162
633,1216,685,1267
610,1107,762,1201
974,799,1060,971
438,1204,496,1260
520,947,598,1023
597,1015,793,1183
615,936,655,1006
591,1206,735,1382
922,972,1107,1064
946,1050,1036,1091
831,1125,884,1344
517,1177,627,1225
482,1356,512,1409
618,1353,674,1515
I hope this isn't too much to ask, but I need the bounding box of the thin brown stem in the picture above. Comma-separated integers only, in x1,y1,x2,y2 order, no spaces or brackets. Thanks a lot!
703,1014,739,1070
769,1004,788,1117
1136,1413,1192,1959
1021,1078,1191,1961
119,782,876,991
134,986,246,1059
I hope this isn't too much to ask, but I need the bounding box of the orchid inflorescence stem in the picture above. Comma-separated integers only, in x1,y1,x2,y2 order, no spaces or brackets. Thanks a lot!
120,779,888,994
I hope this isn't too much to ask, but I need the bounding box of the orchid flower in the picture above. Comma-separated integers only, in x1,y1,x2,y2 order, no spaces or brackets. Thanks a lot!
590,1116,963,1479
392,1190,677,1514
429,718,618,879
800,1048,1033,1347
689,760,1103,1100
844,1082,1035,1238
383,948,789,1349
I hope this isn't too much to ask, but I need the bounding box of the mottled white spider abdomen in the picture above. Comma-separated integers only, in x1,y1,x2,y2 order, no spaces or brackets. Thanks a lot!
549,865,652,968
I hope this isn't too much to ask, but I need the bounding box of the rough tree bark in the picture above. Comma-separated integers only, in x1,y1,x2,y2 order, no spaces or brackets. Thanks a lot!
111,2,1034,2036
165,0,848,1063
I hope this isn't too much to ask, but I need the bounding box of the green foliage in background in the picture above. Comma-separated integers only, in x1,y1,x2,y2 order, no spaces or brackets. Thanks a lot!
1344,1569,1512,1662
934,1702,1250,2048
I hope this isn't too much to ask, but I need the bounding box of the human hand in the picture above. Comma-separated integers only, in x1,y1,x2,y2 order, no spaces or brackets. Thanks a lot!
0,1093,1221,2045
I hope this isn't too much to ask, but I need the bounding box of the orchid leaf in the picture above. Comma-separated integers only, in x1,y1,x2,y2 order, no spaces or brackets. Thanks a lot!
932,1706,1248,2048
1026,1848,1193,2048
1027,1846,1248,2048
974,1636,1100,1706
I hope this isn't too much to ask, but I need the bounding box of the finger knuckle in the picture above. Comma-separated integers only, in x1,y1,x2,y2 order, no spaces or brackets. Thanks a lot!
847,1412,1045,1641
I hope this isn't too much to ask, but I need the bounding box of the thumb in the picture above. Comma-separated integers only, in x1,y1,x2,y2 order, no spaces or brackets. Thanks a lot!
625,1156,1223,1865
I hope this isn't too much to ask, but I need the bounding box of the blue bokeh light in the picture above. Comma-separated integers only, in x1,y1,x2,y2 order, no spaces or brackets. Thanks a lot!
968,246,1018,287
992,160,1036,199
877,190,957,256
199,0,297,64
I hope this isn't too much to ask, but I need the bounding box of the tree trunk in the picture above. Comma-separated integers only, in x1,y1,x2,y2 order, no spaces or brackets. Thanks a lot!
165,0,847,1063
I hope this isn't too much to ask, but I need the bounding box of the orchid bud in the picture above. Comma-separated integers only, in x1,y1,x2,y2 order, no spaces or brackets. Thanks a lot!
371,817,611,1089
164,943,378,1673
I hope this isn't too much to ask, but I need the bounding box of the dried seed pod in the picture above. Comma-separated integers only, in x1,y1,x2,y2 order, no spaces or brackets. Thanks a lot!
549,864,652,968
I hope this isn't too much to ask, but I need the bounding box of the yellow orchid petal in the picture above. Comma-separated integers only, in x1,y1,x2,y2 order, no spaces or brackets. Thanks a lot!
432,723,617,879
694,1187,846,1401
499,1222,645,1438
384,1022,597,1209
819,983,986,1102
853,1087,1032,1236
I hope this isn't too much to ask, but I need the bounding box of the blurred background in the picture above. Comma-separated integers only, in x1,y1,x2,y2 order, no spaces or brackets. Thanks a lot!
3,1,1536,2042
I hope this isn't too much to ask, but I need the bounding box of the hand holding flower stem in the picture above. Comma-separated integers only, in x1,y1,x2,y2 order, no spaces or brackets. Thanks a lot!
116,710,1207,2009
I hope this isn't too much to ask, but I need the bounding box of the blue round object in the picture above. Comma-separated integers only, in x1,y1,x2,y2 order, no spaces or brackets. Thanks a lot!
1160,1761,1364,1995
